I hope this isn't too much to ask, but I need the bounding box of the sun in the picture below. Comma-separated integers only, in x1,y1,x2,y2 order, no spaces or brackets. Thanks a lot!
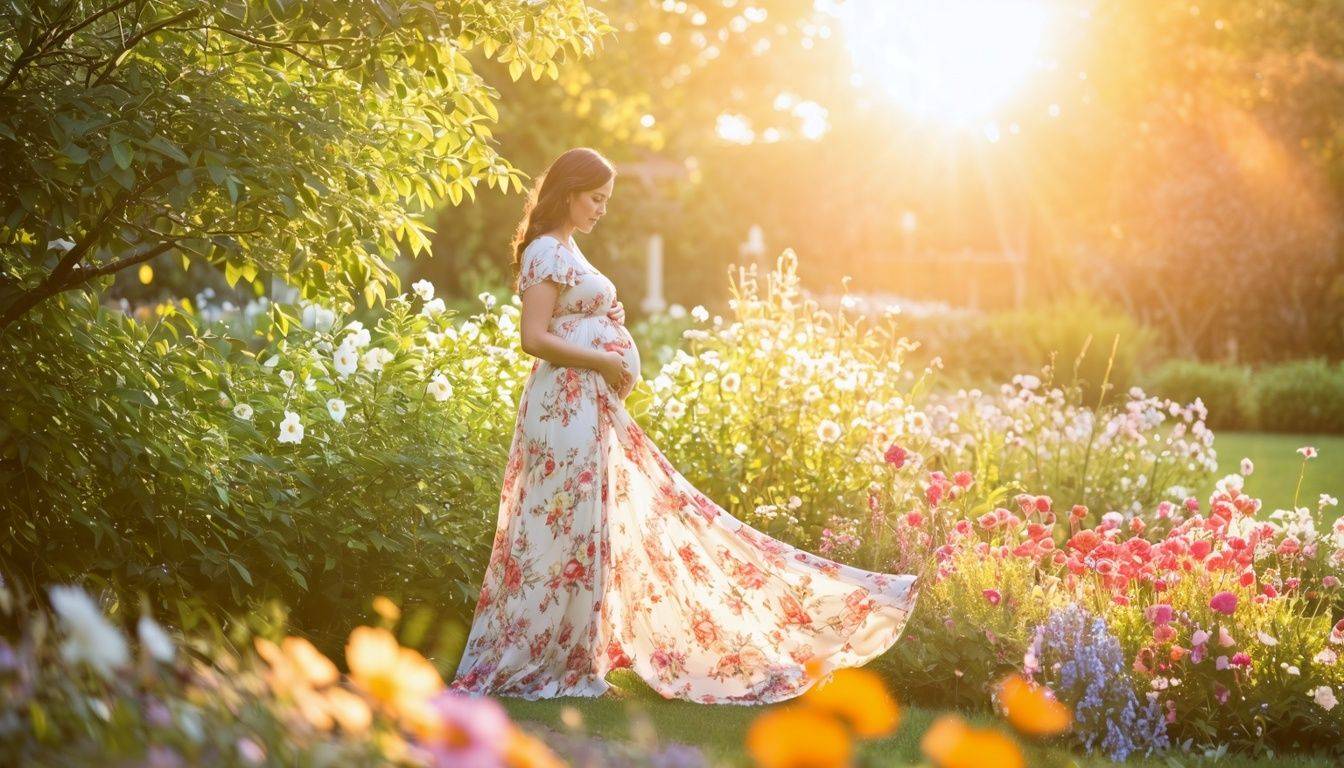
834,0,1052,123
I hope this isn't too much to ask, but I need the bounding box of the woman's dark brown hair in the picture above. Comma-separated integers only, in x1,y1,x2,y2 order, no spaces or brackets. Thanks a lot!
510,147,616,290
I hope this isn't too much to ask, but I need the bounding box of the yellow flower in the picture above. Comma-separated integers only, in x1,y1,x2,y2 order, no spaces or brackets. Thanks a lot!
800,666,901,737
346,626,445,719
283,637,339,687
503,725,568,768
996,674,1071,737
746,706,852,768
921,714,1024,768
325,686,373,734
372,596,401,622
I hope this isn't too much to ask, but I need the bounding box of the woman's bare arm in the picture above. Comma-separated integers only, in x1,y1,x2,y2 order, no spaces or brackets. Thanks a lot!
518,281,614,370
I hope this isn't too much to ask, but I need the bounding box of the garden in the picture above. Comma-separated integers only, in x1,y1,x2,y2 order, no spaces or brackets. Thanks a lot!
3,1,1343,767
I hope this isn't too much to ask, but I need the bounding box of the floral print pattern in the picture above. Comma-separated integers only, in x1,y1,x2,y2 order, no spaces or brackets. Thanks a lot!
449,235,918,704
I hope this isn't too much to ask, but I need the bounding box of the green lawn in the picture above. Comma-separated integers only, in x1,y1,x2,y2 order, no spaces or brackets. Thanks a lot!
1214,431,1344,519
500,671,1334,767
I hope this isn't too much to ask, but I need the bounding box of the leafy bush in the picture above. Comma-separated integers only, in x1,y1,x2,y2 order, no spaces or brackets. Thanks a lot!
1252,359,1344,434
0,288,521,644
1144,360,1254,431
901,295,1159,404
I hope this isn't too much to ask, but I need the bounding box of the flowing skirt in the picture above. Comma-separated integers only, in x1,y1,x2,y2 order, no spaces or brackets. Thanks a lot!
449,359,918,704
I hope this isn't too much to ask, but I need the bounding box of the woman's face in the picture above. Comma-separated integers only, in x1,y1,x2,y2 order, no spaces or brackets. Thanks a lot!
569,176,614,234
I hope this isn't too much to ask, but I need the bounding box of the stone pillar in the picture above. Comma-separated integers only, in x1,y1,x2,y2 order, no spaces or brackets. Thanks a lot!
640,232,667,314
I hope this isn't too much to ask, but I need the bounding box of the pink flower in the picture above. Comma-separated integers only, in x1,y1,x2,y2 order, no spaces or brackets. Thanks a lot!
953,470,974,488
883,443,908,468
904,511,924,527
1219,626,1236,647
1214,682,1230,704
982,589,1002,606
1298,446,1317,459
1324,576,1341,589
1230,652,1252,668
1154,624,1177,643
423,691,512,766
1146,604,1174,626
1192,629,1210,647
1209,591,1238,615
1215,655,1230,670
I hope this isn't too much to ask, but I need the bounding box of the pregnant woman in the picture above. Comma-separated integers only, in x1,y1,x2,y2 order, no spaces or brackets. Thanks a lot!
449,148,919,704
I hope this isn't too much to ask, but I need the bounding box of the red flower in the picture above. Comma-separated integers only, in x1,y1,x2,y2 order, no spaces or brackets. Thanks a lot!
953,470,974,488
982,589,1002,606
883,443,908,468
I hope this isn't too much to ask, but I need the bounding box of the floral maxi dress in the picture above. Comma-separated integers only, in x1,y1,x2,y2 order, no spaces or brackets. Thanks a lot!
449,235,918,704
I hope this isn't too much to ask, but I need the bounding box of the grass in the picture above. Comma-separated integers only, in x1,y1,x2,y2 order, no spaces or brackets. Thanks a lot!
1214,431,1344,519
500,671,1335,767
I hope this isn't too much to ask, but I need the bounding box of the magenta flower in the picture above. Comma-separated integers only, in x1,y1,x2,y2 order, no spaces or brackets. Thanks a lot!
1146,603,1174,626
1230,652,1252,668
1209,591,1238,615
883,443,908,468
982,589,1002,606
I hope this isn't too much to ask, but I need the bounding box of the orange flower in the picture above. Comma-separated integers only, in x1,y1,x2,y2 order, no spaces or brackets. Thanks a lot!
921,714,1024,768
996,674,1071,737
746,706,852,768
800,666,901,737
503,725,567,768
346,626,445,721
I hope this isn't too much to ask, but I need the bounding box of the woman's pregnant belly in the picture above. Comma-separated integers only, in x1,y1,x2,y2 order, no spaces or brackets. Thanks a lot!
555,315,641,400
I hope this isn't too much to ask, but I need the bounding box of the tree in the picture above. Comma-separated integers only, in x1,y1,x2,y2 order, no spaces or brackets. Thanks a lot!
0,0,613,331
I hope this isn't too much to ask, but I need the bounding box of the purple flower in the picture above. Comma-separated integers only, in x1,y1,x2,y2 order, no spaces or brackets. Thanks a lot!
418,691,513,767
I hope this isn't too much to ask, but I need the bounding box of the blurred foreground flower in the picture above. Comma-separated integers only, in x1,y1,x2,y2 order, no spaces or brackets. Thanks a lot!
746,706,852,768
800,666,901,737
921,715,1023,768
996,674,1071,737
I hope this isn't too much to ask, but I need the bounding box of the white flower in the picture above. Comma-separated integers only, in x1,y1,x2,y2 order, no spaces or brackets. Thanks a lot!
817,419,842,443
1257,631,1278,646
1298,446,1318,459
734,442,747,456
48,586,129,678
333,343,359,378
360,347,393,373
478,291,497,309
665,399,686,419
1240,457,1254,476
301,303,335,331
1310,686,1337,711
47,237,77,252
412,279,435,301
427,374,453,401
277,410,304,444
803,385,823,403
421,298,446,317
1215,474,1244,493
668,303,687,319
1314,648,1338,665
303,375,317,392
691,305,709,322
279,369,294,388
262,354,280,369
1320,494,1338,509
721,372,741,393
232,403,254,421
343,322,371,349
137,613,175,663
327,398,347,423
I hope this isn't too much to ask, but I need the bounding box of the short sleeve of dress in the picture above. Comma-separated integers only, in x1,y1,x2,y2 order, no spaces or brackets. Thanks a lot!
517,237,584,293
